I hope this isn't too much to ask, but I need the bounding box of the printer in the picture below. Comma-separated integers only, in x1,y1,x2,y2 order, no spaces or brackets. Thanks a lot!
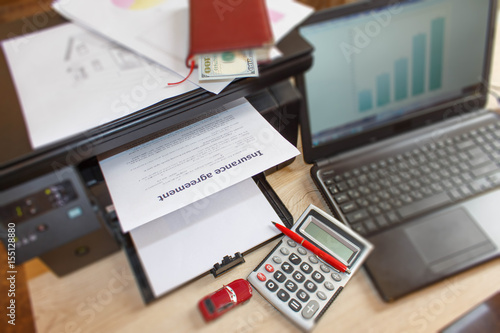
0,14,313,278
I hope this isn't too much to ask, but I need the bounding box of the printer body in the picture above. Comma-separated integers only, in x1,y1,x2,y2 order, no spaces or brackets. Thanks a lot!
0,15,312,276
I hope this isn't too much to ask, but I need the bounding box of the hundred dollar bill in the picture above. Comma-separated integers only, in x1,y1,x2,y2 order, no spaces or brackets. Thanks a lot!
198,49,259,81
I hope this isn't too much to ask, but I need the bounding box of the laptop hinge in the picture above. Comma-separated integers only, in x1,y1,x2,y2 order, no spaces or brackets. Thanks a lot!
315,108,496,168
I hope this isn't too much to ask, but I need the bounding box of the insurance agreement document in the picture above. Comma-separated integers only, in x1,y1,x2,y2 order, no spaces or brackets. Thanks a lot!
99,98,299,232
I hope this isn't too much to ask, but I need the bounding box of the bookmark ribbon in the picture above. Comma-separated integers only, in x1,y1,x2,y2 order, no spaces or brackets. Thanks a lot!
168,59,195,86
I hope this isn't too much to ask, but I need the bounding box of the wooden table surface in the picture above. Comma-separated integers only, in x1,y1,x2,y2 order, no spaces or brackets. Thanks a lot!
1,0,500,332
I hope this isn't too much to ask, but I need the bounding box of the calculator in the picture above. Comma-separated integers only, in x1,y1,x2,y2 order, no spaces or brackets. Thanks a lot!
247,205,373,331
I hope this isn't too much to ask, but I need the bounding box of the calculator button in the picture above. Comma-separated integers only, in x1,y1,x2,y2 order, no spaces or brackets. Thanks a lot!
300,262,313,274
266,280,278,292
304,280,317,293
289,253,302,265
257,273,266,282
281,262,293,274
324,281,335,291
292,271,305,283
309,256,319,264
287,239,297,247
311,271,325,283
272,256,282,264
265,264,274,273
277,289,290,302
273,271,286,283
320,264,331,273
297,289,310,303
297,247,307,255
301,300,320,319
331,272,342,282
285,280,298,292
280,247,290,255
316,291,327,301
289,299,302,312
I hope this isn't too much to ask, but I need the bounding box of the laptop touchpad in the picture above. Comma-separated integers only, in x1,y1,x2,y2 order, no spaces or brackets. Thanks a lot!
405,208,495,273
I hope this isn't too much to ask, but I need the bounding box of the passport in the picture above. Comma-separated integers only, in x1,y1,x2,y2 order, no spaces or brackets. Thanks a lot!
186,0,274,67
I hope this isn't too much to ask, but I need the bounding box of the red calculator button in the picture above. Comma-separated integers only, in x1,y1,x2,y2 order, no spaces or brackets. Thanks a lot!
265,264,274,273
257,273,266,281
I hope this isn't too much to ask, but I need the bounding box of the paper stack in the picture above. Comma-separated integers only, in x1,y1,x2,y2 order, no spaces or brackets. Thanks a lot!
52,0,314,93
1,1,313,149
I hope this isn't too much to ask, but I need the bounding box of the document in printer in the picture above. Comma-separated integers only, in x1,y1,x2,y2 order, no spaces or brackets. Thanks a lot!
1,23,197,149
129,178,282,297
98,98,299,233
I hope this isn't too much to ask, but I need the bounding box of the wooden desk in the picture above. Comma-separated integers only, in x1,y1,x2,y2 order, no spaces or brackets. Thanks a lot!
21,132,499,333
2,1,500,332
23,22,500,330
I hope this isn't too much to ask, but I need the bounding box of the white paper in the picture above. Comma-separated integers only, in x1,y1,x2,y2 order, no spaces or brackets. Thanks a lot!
99,98,299,233
267,0,314,43
52,0,314,94
130,178,281,297
51,0,230,94
1,23,197,148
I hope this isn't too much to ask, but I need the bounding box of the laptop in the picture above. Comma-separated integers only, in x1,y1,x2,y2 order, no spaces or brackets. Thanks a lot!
295,0,500,301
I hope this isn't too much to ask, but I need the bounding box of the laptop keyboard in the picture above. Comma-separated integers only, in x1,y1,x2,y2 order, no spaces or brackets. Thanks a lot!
322,121,500,237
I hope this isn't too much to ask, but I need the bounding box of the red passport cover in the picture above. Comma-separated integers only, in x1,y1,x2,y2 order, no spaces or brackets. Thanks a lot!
187,0,274,66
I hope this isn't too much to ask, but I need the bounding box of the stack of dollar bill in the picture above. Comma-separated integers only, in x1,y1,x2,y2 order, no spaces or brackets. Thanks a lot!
198,49,259,81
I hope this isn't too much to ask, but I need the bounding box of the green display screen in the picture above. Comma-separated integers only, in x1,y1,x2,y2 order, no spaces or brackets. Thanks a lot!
304,221,355,262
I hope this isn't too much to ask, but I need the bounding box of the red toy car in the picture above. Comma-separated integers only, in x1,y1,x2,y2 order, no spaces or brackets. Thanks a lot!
198,279,253,322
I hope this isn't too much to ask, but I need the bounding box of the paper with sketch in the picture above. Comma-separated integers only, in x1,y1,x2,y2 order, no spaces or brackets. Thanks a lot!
52,0,313,94
99,98,299,232
1,22,197,149
130,178,281,297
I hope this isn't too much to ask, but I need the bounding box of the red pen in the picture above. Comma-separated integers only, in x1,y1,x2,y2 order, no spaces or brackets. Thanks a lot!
272,222,351,274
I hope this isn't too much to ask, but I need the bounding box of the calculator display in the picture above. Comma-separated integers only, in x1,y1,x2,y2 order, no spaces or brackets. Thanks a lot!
304,221,354,262
301,216,359,265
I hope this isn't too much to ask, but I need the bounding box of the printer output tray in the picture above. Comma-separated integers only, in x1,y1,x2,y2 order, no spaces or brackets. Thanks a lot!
108,173,292,304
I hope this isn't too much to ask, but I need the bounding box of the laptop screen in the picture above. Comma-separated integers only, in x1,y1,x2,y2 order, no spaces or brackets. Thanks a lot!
298,0,494,160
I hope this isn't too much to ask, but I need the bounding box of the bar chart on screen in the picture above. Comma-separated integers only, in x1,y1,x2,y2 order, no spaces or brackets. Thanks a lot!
355,14,447,113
